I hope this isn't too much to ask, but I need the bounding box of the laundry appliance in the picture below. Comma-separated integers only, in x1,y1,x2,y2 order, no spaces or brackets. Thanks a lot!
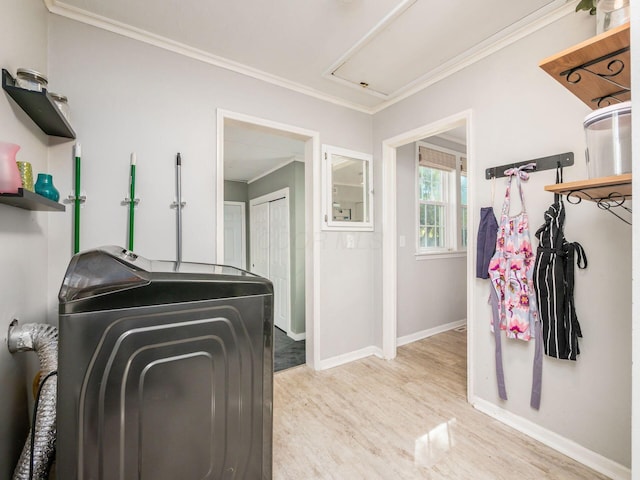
56,246,273,479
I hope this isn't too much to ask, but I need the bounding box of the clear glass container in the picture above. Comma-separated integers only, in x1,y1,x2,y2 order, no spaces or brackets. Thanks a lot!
15,68,48,92
584,101,631,178
49,92,70,122
596,0,630,34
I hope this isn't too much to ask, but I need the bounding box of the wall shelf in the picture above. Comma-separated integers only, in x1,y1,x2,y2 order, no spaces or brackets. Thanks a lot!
544,174,631,201
2,68,76,139
545,174,632,225
539,22,630,109
0,188,65,212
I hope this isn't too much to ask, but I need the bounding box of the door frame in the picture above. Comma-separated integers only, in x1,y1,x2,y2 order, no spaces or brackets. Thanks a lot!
216,109,320,370
250,188,291,336
223,201,247,269
381,109,474,401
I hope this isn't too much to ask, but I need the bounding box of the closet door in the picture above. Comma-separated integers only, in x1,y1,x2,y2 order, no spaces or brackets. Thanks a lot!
250,202,270,279
223,202,246,269
268,197,290,333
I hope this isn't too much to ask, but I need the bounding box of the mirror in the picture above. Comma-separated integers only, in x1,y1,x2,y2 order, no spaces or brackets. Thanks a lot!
323,145,373,231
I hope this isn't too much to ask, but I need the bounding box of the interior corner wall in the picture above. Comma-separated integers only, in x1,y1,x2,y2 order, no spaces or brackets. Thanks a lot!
395,143,466,339
248,161,306,335
373,12,631,470
46,14,375,360
0,0,51,476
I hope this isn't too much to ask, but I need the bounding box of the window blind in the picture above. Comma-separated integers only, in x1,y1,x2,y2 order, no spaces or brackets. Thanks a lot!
419,146,456,171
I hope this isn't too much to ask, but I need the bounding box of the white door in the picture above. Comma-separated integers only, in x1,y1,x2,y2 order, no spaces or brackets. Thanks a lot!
250,189,291,334
250,202,270,278
269,197,290,333
223,201,246,269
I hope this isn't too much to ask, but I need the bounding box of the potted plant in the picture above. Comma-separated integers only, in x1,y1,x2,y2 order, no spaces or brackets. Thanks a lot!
575,0,597,14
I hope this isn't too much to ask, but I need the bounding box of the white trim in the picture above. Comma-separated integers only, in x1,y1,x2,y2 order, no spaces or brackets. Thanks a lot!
44,0,372,114
321,144,374,231
44,0,577,115
317,346,384,371
222,201,246,270
471,396,631,480
216,109,320,370
288,331,306,342
397,319,466,347
247,157,300,185
382,110,474,402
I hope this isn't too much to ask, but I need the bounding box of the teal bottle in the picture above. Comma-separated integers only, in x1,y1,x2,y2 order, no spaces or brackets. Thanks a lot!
34,173,60,202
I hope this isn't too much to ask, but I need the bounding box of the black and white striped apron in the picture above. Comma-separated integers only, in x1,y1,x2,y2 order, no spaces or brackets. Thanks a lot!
532,168,587,362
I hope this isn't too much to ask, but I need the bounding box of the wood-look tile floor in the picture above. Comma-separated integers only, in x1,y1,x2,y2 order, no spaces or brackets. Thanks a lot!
272,329,608,480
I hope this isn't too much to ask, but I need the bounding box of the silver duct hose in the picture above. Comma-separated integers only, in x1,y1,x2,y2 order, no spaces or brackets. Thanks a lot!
7,320,58,480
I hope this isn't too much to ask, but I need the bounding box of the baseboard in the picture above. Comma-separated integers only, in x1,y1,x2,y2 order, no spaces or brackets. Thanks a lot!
317,346,384,371
397,319,467,347
288,331,306,341
471,396,631,480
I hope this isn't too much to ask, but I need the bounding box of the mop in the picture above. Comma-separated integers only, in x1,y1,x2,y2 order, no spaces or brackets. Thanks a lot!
171,153,185,263
73,143,82,254
124,153,139,251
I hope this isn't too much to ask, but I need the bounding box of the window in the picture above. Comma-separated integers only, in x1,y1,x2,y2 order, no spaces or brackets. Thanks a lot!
416,142,467,254
322,145,373,231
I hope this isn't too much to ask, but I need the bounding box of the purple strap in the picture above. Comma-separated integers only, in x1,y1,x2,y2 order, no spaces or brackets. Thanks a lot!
489,287,507,400
530,318,543,409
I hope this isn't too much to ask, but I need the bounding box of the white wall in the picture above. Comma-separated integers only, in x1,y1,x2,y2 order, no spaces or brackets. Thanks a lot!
632,0,640,476
46,15,375,361
0,0,51,476
374,12,631,470
395,142,466,339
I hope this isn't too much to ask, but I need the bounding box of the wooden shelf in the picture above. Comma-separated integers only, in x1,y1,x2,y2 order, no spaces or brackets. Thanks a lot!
2,69,76,139
539,22,630,109
0,188,65,212
544,173,631,202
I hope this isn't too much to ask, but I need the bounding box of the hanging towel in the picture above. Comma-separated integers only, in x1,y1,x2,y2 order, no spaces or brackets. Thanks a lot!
476,207,498,279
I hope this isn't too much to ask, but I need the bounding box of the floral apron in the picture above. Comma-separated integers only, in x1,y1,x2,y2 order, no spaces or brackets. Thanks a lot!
488,163,540,408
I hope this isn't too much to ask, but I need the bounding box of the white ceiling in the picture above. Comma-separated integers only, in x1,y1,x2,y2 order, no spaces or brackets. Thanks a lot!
46,0,565,178
45,0,573,113
224,119,305,183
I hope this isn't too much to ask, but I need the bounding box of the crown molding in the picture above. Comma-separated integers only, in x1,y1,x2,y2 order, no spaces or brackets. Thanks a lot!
369,1,577,113
44,0,578,116
43,0,375,114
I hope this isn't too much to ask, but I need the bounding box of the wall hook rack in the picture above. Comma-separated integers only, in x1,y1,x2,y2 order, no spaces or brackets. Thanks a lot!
485,152,574,180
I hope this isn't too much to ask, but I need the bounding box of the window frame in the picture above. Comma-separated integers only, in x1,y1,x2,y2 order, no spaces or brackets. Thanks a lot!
415,141,467,257
322,144,374,232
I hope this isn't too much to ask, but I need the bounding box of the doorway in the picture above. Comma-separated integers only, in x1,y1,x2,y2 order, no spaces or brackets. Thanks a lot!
216,110,320,371
381,110,474,400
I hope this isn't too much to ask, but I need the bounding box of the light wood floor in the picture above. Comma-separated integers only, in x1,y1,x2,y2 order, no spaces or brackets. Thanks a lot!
272,329,608,480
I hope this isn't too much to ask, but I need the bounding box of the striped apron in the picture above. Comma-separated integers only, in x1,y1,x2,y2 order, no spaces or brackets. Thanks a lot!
532,168,587,362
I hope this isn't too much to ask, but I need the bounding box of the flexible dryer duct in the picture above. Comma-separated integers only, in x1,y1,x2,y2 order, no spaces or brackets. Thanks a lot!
8,320,58,480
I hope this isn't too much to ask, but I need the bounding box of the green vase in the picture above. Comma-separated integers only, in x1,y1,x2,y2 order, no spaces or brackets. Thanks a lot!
34,173,60,202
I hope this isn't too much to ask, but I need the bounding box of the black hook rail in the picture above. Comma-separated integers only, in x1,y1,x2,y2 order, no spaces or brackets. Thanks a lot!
485,152,574,180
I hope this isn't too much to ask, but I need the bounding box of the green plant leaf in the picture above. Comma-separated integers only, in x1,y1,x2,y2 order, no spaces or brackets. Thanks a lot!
575,0,597,14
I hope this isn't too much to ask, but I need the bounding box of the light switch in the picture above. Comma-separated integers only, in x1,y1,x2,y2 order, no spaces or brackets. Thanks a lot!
399,235,406,247
346,234,355,249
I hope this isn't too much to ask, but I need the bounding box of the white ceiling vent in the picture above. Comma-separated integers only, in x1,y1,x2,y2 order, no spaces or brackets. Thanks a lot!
326,0,561,99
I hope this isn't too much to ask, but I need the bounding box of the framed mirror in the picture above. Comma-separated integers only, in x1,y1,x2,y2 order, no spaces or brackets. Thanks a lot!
322,145,373,231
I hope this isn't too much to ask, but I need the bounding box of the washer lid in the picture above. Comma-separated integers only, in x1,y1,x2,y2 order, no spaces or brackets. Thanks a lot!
584,100,631,128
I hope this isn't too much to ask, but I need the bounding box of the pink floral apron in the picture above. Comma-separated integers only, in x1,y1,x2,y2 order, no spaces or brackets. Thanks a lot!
488,163,541,408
